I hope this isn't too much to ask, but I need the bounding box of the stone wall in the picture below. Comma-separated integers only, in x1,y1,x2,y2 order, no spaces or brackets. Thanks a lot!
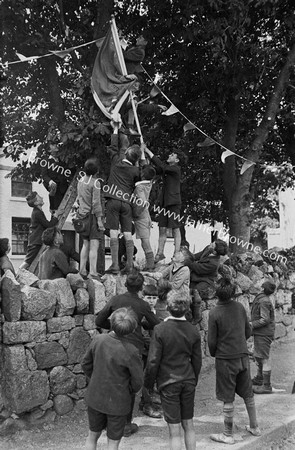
1,254,295,433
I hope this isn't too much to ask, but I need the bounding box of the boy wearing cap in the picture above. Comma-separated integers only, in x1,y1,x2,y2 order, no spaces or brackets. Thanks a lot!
208,278,261,445
19,192,58,270
82,307,143,450
251,281,276,394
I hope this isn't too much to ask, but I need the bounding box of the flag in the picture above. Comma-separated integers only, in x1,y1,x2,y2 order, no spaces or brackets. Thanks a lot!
161,104,179,116
240,160,255,175
183,122,196,133
91,27,136,110
197,137,215,147
221,149,235,163
150,85,161,97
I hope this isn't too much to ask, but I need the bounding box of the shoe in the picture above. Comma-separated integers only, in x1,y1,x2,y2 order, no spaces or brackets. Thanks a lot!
105,264,120,275
79,273,88,280
253,385,272,394
142,405,162,419
88,274,102,281
123,423,139,437
252,376,263,386
154,254,165,263
245,425,261,436
210,433,235,444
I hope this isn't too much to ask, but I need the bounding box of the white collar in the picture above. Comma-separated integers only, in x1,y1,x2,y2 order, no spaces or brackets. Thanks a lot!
122,158,133,165
164,315,186,322
135,180,151,186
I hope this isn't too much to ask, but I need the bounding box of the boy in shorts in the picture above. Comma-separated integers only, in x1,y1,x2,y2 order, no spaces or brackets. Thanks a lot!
208,278,261,445
144,291,202,450
251,280,276,394
82,307,143,450
143,145,182,262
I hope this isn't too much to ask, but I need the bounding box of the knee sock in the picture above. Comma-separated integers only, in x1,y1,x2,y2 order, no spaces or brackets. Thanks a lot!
145,251,155,269
256,361,263,379
192,290,202,323
244,396,258,429
263,370,271,387
125,240,134,268
110,238,119,268
223,403,234,436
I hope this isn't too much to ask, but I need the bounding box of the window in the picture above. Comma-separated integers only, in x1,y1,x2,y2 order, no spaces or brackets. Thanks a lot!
12,218,30,255
11,177,32,197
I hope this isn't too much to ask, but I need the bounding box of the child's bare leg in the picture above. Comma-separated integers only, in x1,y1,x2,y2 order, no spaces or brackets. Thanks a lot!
244,396,261,436
107,438,120,449
156,227,167,258
80,240,90,275
172,228,181,254
253,357,272,394
167,423,182,450
85,430,101,450
182,419,196,450
141,238,154,269
89,239,99,276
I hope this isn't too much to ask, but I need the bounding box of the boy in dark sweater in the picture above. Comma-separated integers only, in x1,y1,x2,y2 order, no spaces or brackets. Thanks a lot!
38,227,78,280
250,281,276,394
82,307,143,450
20,191,58,270
144,291,202,450
208,278,261,445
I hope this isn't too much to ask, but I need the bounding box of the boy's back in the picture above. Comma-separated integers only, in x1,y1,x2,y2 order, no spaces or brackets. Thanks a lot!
208,300,251,359
145,319,201,390
82,332,143,416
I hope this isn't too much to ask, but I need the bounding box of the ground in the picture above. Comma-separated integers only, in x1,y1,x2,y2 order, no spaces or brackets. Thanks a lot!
1,339,295,450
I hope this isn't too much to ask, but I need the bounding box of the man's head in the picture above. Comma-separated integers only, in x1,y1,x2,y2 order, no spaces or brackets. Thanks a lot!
0,238,10,257
143,284,158,308
141,164,156,181
26,191,44,208
262,280,276,296
216,278,236,302
214,239,228,256
84,158,99,176
136,35,147,47
125,269,144,293
167,153,179,165
42,226,63,247
125,144,142,165
167,291,190,318
110,307,138,337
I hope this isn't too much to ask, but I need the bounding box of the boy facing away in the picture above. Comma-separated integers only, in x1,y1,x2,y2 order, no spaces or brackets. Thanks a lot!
208,278,261,445
82,307,143,450
250,280,276,394
144,291,202,450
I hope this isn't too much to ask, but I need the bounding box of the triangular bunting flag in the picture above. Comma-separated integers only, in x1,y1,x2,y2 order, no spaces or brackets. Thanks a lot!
150,85,161,97
162,104,179,116
197,137,215,147
221,149,235,163
49,49,73,58
240,160,255,175
16,53,38,62
183,123,196,132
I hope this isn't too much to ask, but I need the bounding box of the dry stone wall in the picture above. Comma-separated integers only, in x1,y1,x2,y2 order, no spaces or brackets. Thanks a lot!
0,252,295,433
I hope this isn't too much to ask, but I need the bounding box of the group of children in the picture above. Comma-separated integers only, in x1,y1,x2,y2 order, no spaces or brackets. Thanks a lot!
80,268,277,450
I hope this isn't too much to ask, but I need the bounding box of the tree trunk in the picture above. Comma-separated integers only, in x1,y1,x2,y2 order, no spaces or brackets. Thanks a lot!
223,42,295,254
41,57,65,125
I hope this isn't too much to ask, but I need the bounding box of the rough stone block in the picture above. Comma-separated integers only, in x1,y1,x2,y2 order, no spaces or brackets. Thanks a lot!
87,279,106,314
235,272,252,292
25,348,37,371
34,342,68,369
274,290,292,307
66,273,86,291
3,345,27,372
116,275,128,295
236,294,251,318
75,288,89,314
67,328,91,365
49,366,76,395
16,269,39,287
21,285,56,320
47,316,75,333
75,399,87,411
76,374,87,389
39,279,75,317
4,370,49,415
83,314,96,331
3,321,46,344
274,323,287,339
53,395,74,415
101,274,117,302
72,363,83,374
47,331,69,342
74,315,84,326
1,270,23,322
